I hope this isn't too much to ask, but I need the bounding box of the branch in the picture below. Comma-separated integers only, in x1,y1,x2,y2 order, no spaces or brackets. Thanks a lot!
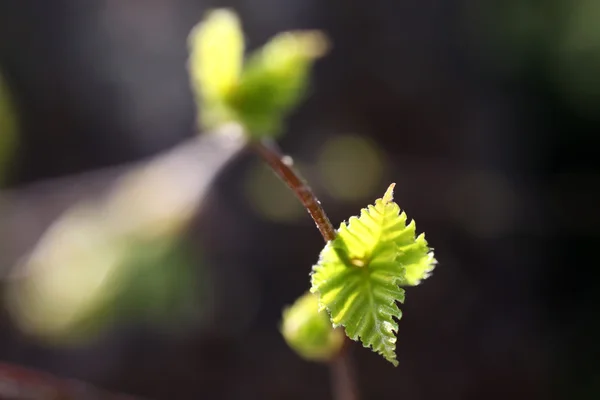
253,139,359,400
330,346,359,400
253,139,336,242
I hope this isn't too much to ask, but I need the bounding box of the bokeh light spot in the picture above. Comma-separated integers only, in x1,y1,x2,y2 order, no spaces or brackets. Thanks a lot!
245,160,305,223
317,134,385,202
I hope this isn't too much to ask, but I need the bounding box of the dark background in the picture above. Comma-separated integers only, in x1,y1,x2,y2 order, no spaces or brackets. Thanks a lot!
0,0,599,399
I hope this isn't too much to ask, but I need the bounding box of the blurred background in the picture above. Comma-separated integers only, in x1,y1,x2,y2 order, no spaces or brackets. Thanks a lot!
0,0,598,399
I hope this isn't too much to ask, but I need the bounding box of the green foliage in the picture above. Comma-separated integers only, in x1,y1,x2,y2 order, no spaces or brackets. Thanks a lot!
281,291,345,362
188,9,243,130
310,184,436,366
186,10,439,369
187,8,328,138
6,204,207,345
228,30,328,136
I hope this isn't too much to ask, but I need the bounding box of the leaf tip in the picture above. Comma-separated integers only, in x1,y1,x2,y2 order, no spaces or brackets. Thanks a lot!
383,183,396,204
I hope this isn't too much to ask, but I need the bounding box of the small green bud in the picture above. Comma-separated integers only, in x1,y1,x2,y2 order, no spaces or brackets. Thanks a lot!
281,291,344,362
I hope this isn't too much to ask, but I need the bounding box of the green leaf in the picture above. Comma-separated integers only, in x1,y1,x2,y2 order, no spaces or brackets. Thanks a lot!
186,9,329,138
226,30,329,137
310,184,436,366
400,232,436,286
188,8,244,130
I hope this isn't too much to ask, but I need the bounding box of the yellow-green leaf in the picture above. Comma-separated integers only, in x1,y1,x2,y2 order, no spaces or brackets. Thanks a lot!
310,184,436,366
227,30,328,137
188,8,244,130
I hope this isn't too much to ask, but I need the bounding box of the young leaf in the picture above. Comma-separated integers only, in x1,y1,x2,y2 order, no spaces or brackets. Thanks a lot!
186,9,329,138
226,30,329,137
310,184,436,366
187,8,244,130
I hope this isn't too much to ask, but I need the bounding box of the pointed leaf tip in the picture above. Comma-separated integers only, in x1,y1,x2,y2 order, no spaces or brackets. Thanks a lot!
383,183,395,203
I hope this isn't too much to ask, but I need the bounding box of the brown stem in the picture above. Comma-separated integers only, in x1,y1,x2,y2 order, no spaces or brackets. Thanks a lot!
253,139,359,400
253,139,336,242
330,344,359,400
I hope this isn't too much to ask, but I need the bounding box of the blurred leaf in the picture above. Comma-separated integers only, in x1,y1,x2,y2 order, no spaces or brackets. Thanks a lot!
113,238,206,326
6,204,128,343
186,8,329,137
4,121,247,345
6,205,207,345
310,184,436,366
188,8,244,130
4,127,248,345
227,30,328,137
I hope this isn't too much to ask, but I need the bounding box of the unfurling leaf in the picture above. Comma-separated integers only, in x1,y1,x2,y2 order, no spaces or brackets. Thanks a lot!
228,30,329,137
188,8,244,130
310,184,436,366
187,8,329,138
